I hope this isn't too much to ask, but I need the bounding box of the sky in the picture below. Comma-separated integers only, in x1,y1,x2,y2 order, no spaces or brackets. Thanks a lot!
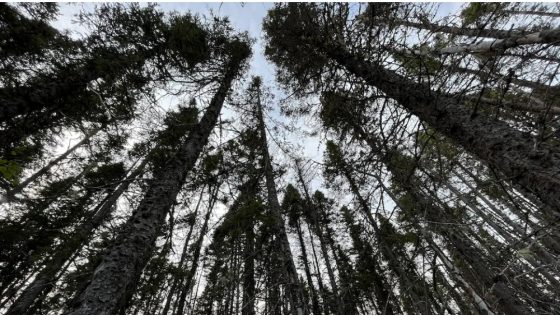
54,3,276,84
50,2,466,196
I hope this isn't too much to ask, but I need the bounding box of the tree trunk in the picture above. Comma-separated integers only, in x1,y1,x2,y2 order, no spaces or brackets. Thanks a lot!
306,223,331,315
340,207,397,315
331,143,438,314
433,28,560,53
5,158,148,315
294,164,343,315
295,221,321,315
388,17,522,39
64,52,246,315
175,184,218,315
160,186,206,315
352,128,533,314
241,221,256,315
503,9,560,18
254,82,306,315
320,39,560,221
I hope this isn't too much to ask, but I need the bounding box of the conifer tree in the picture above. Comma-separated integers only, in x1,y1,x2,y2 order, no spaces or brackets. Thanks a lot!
263,3,560,217
64,31,250,314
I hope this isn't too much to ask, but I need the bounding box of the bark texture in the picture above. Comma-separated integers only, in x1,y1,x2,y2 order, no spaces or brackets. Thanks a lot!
255,85,307,315
5,159,148,315
64,51,247,315
320,40,560,218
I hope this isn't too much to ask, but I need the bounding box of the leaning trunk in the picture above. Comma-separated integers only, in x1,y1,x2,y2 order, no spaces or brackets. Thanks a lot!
320,39,560,221
64,52,245,315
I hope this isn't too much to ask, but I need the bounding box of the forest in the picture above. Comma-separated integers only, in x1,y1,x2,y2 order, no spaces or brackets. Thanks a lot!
1,2,560,314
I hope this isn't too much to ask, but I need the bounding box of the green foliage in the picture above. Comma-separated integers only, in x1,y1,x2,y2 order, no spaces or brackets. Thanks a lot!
263,3,328,92
0,3,63,59
214,198,264,240
418,130,458,160
393,47,443,76
224,37,252,64
387,150,417,182
282,184,304,226
166,14,209,68
324,140,344,177
460,3,508,25
0,159,22,185
149,105,199,168
83,162,126,189
202,152,223,176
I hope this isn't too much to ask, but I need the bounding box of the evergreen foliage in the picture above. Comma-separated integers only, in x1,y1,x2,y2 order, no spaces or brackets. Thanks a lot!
1,3,559,315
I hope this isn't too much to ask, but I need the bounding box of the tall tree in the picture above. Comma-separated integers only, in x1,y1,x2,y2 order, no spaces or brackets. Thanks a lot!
263,3,560,220
64,35,250,314
251,77,307,315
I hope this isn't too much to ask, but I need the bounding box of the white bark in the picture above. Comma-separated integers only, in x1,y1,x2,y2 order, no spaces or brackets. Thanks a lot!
426,236,496,315
436,28,560,54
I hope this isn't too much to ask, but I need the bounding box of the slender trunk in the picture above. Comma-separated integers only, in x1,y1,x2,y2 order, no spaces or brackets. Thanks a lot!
446,63,555,91
64,52,246,315
319,39,560,220
426,236,496,315
160,187,205,315
293,163,343,314
241,222,256,315
433,28,560,53
306,224,330,315
255,84,306,315
5,158,148,315
388,18,522,39
503,9,560,18
341,209,397,315
5,126,102,199
175,185,218,315
295,221,321,315
356,130,533,314
389,47,558,114
334,146,435,314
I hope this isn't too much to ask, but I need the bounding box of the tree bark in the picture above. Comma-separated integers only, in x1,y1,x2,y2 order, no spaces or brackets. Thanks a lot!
320,39,560,221
388,18,522,39
503,9,560,18
433,28,560,54
5,158,148,315
64,52,246,315
254,82,306,315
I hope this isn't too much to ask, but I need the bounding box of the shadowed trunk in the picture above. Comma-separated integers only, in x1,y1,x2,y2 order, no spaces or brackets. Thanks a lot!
64,50,247,315
319,38,560,222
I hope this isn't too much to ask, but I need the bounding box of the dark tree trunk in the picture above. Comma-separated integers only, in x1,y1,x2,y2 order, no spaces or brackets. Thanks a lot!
160,187,206,315
254,83,306,315
241,221,256,315
64,52,246,315
295,221,321,315
320,40,560,221
351,126,533,315
174,185,217,315
5,159,148,315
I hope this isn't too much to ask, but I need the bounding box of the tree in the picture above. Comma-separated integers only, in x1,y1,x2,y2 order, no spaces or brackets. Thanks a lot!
64,34,250,314
251,77,307,315
263,3,560,220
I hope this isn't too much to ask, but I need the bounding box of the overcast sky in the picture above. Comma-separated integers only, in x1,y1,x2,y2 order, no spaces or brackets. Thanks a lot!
51,2,465,193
